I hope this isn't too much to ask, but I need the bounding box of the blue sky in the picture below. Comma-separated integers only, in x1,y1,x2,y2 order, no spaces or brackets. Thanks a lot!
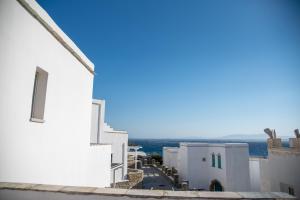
38,0,300,138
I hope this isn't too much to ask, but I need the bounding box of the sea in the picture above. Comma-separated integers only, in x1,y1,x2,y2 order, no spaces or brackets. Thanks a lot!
128,138,289,157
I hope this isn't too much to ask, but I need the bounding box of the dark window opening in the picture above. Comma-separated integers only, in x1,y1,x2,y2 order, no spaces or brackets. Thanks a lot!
30,67,48,122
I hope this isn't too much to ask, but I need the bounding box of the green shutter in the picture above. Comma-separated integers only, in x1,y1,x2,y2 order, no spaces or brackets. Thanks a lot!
218,154,221,169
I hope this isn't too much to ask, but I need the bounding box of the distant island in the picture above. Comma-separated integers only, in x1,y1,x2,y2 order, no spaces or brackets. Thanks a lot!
132,134,291,141
218,134,268,140
217,134,290,141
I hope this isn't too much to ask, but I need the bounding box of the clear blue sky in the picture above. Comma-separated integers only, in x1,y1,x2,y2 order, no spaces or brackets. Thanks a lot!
38,0,300,138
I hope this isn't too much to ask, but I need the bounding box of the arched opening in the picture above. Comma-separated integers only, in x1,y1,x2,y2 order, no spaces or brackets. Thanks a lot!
209,179,224,191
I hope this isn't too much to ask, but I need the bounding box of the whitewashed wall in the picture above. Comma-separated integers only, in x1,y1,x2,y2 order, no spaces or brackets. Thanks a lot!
0,0,111,187
262,150,300,198
111,167,124,185
163,147,179,169
174,143,250,191
91,101,102,144
177,145,188,183
249,158,262,191
103,131,128,183
259,158,271,192
207,145,227,190
186,144,210,190
250,148,300,198
91,100,128,184
224,144,250,191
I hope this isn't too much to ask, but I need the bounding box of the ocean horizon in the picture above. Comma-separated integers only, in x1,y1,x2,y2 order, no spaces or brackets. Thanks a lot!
129,138,289,157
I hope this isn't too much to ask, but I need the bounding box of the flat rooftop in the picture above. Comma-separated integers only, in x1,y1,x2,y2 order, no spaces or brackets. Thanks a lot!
180,142,249,148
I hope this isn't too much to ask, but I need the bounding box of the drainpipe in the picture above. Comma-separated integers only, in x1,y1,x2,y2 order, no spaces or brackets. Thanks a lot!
113,168,116,188
135,149,138,169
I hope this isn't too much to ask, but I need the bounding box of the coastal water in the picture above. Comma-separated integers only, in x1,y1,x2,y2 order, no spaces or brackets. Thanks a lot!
129,138,289,157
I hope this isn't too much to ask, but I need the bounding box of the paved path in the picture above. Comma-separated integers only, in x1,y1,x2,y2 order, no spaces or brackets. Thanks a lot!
142,166,175,190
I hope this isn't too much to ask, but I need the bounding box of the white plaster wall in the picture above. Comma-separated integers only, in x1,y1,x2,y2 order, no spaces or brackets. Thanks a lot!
208,146,227,190
91,103,100,144
186,145,209,189
102,131,128,183
259,158,271,192
177,144,188,182
111,167,124,185
163,147,178,169
168,151,179,169
87,145,111,187
249,158,262,191
174,143,250,191
267,151,300,198
163,147,168,166
90,100,128,184
91,100,106,144
224,145,250,191
0,0,110,187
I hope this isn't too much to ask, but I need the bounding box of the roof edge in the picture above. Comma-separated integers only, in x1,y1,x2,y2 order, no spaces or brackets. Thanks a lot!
180,142,248,147
17,0,95,74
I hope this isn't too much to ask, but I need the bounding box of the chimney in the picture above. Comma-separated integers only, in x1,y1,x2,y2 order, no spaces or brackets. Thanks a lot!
267,138,282,149
289,129,300,149
264,128,282,149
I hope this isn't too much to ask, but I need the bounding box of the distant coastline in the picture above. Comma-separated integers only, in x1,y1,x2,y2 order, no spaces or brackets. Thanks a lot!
129,138,290,157
130,133,291,141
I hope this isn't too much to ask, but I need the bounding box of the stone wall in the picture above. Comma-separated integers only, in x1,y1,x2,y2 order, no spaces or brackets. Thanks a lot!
115,169,143,189
128,169,144,189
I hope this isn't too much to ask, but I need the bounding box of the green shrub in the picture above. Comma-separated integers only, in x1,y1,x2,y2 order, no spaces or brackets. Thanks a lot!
150,154,162,164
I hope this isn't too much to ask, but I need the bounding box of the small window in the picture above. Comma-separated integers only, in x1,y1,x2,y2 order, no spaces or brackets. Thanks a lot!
30,67,48,122
217,154,221,169
212,153,215,167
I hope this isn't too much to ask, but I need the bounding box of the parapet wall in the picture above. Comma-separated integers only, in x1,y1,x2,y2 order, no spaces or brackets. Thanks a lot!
0,182,295,200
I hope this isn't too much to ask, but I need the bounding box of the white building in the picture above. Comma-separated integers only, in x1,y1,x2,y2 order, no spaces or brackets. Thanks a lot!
163,147,179,170
249,134,300,198
90,100,128,186
128,147,146,158
0,0,125,188
164,143,250,191
249,157,262,192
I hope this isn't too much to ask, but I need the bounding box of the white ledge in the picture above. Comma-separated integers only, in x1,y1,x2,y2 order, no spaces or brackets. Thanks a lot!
30,118,45,123
105,130,128,134
0,182,296,199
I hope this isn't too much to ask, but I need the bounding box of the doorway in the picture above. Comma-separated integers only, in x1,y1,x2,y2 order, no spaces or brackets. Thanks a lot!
209,179,223,191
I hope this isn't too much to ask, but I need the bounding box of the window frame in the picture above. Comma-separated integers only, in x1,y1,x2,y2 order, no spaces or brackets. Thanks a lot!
217,154,222,169
212,153,215,167
30,67,48,123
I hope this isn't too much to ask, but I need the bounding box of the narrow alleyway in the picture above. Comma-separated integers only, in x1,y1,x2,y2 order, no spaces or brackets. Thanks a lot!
141,166,175,190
